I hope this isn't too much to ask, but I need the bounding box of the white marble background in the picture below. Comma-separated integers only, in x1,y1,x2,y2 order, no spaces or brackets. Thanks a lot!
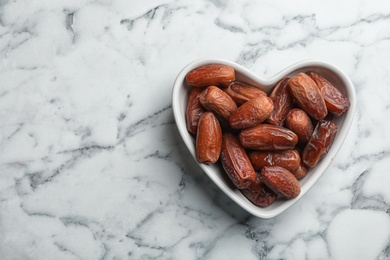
1,0,390,259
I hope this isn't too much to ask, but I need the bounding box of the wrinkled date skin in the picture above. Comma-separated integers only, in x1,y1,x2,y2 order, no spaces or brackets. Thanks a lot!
291,163,308,180
220,133,256,189
186,64,235,87
199,86,237,121
229,95,274,129
186,88,206,134
196,112,222,164
260,166,301,199
223,81,267,105
285,108,314,145
239,124,298,150
307,71,350,117
302,120,338,168
248,149,301,172
267,78,294,126
289,73,328,120
240,173,277,207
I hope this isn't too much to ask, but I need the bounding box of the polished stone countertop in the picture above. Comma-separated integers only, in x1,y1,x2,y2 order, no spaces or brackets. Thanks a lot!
1,1,390,259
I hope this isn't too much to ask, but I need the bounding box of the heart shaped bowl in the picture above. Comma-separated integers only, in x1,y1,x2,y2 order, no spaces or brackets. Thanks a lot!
172,58,356,218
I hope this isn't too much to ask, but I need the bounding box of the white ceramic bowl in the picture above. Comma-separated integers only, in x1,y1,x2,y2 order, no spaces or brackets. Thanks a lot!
172,58,356,218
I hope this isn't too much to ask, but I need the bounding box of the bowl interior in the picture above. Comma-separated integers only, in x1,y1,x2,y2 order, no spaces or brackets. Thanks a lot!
172,58,356,218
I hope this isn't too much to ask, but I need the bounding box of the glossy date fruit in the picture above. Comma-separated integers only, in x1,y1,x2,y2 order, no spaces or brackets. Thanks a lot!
186,64,235,87
291,163,308,180
289,73,328,120
229,95,274,129
186,88,206,134
285,108,314,145
260,166,301,199
239,124,298,150
199,86,237,121
240,173,277,207
220,132,256,189
196,112,222,164
302,120,338,168
307,71,350,117
248,149,301,172
223,81,267,105
183,64,350,207
267,78,294,126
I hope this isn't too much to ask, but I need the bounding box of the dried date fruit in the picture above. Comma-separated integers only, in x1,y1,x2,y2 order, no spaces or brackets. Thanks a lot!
291,163,308,180
241,173,277,207
260,166,301,199
186,88,206,134
267,78,294,126
239,124,298,150
186,64,235,87
285,108,313,145
196,112,222,164
223,81,266,105
248,149,301,172
307,71,350,117
185,67,347,207
302,120,338,168
289,73,328,120
199,86,237,121
220,132,256,189
229,95,274,129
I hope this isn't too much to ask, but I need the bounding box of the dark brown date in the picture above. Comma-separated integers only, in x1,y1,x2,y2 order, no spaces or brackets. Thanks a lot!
285,108,314,145
186,88,206,134
291,163,308,180
307,71,350,117
239,124,298,150
196,112,222,164
302,120,338,168
267,78,294,126
248,149,301,172
223,81,267,105
229,95,274,129
260,166,301,199
289,73,328,120
186,64,235,87
199,86,237,121
220,132,256,189
240,173,277,207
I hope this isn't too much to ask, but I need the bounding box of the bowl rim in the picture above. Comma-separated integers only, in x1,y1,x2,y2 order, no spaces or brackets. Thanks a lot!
172,58,356,218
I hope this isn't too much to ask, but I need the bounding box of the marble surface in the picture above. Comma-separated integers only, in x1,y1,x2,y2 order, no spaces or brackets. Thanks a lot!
1,0,390,259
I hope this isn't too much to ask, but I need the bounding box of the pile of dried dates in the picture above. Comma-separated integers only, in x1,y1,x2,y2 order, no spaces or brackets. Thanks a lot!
185,64,350,207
